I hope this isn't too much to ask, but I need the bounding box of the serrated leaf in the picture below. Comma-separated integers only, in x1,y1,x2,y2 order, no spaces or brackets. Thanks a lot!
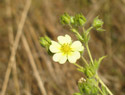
98,56,107,65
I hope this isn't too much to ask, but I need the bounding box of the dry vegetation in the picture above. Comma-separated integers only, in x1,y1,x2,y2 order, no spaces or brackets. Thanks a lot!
0,0,125,95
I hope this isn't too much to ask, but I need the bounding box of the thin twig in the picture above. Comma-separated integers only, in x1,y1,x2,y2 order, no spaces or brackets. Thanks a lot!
16,53,32,95
12,63,20,95
6,0,20,95
26,20,58,83
22,34,47,95
13,7,47,95
0,0,31,95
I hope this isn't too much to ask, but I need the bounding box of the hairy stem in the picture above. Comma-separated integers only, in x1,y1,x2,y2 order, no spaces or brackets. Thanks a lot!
96,85,105,95
96,75,113,95
81,56,89,66
74,63,83,69
86,44,94,64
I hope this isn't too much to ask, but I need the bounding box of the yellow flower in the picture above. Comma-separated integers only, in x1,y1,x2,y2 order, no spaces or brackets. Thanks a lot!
49,34,84,64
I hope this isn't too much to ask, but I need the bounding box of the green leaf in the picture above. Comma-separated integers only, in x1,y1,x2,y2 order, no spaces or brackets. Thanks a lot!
78,78,99,95
83,56,106,78
98,56,107,65
93,56,107,73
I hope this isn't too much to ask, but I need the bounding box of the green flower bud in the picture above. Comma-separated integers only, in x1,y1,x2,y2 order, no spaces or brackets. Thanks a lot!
93,16,104,29
44,36,51,44
60,13,71,25
73,14,86,26
40,38,47,47
40,36,51,48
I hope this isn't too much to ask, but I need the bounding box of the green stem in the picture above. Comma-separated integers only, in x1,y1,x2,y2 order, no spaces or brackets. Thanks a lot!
69,24,73,29
81,56,89,66
82,27,86,32
96,85,105,95
96,75,113,95
86,44,94,65
86,26,93,35
74,63,83,69
71,29,84,42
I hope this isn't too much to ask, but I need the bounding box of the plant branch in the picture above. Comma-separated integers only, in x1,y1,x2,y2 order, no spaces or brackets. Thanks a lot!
96,75,113,95
86,44,94,64
0,0,31,95
81,56,89,66
74,63,83,69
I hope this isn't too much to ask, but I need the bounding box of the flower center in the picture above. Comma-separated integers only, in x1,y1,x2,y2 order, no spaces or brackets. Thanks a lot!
60,43,72,54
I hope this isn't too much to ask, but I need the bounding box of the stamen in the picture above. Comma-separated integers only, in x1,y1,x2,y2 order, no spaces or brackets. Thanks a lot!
60,43,72,54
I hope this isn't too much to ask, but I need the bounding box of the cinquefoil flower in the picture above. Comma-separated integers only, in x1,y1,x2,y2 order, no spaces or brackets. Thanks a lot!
49,34,84,64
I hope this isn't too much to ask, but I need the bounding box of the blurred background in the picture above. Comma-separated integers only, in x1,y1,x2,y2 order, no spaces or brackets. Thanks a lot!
0,0,125,95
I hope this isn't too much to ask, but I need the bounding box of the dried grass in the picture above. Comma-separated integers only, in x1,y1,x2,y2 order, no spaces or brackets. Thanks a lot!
0,0,125,95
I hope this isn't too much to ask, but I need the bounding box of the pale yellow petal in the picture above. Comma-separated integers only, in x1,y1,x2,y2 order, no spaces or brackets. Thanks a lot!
58,54,67,64
49,41,61,53
65,34,72,44
68,51,80,63
57,36,65,44
53,53,67,64
57,34,71,44
71,41,84,51
53,53,62,62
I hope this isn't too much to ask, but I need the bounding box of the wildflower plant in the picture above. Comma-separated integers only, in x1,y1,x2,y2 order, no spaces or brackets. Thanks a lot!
40,13,113,95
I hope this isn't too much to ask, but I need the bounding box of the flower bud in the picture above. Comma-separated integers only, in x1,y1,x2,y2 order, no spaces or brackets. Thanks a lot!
60,13,71,25
44,36,51,44
40,36,51,48
93,16,104,29
73,14,86,26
